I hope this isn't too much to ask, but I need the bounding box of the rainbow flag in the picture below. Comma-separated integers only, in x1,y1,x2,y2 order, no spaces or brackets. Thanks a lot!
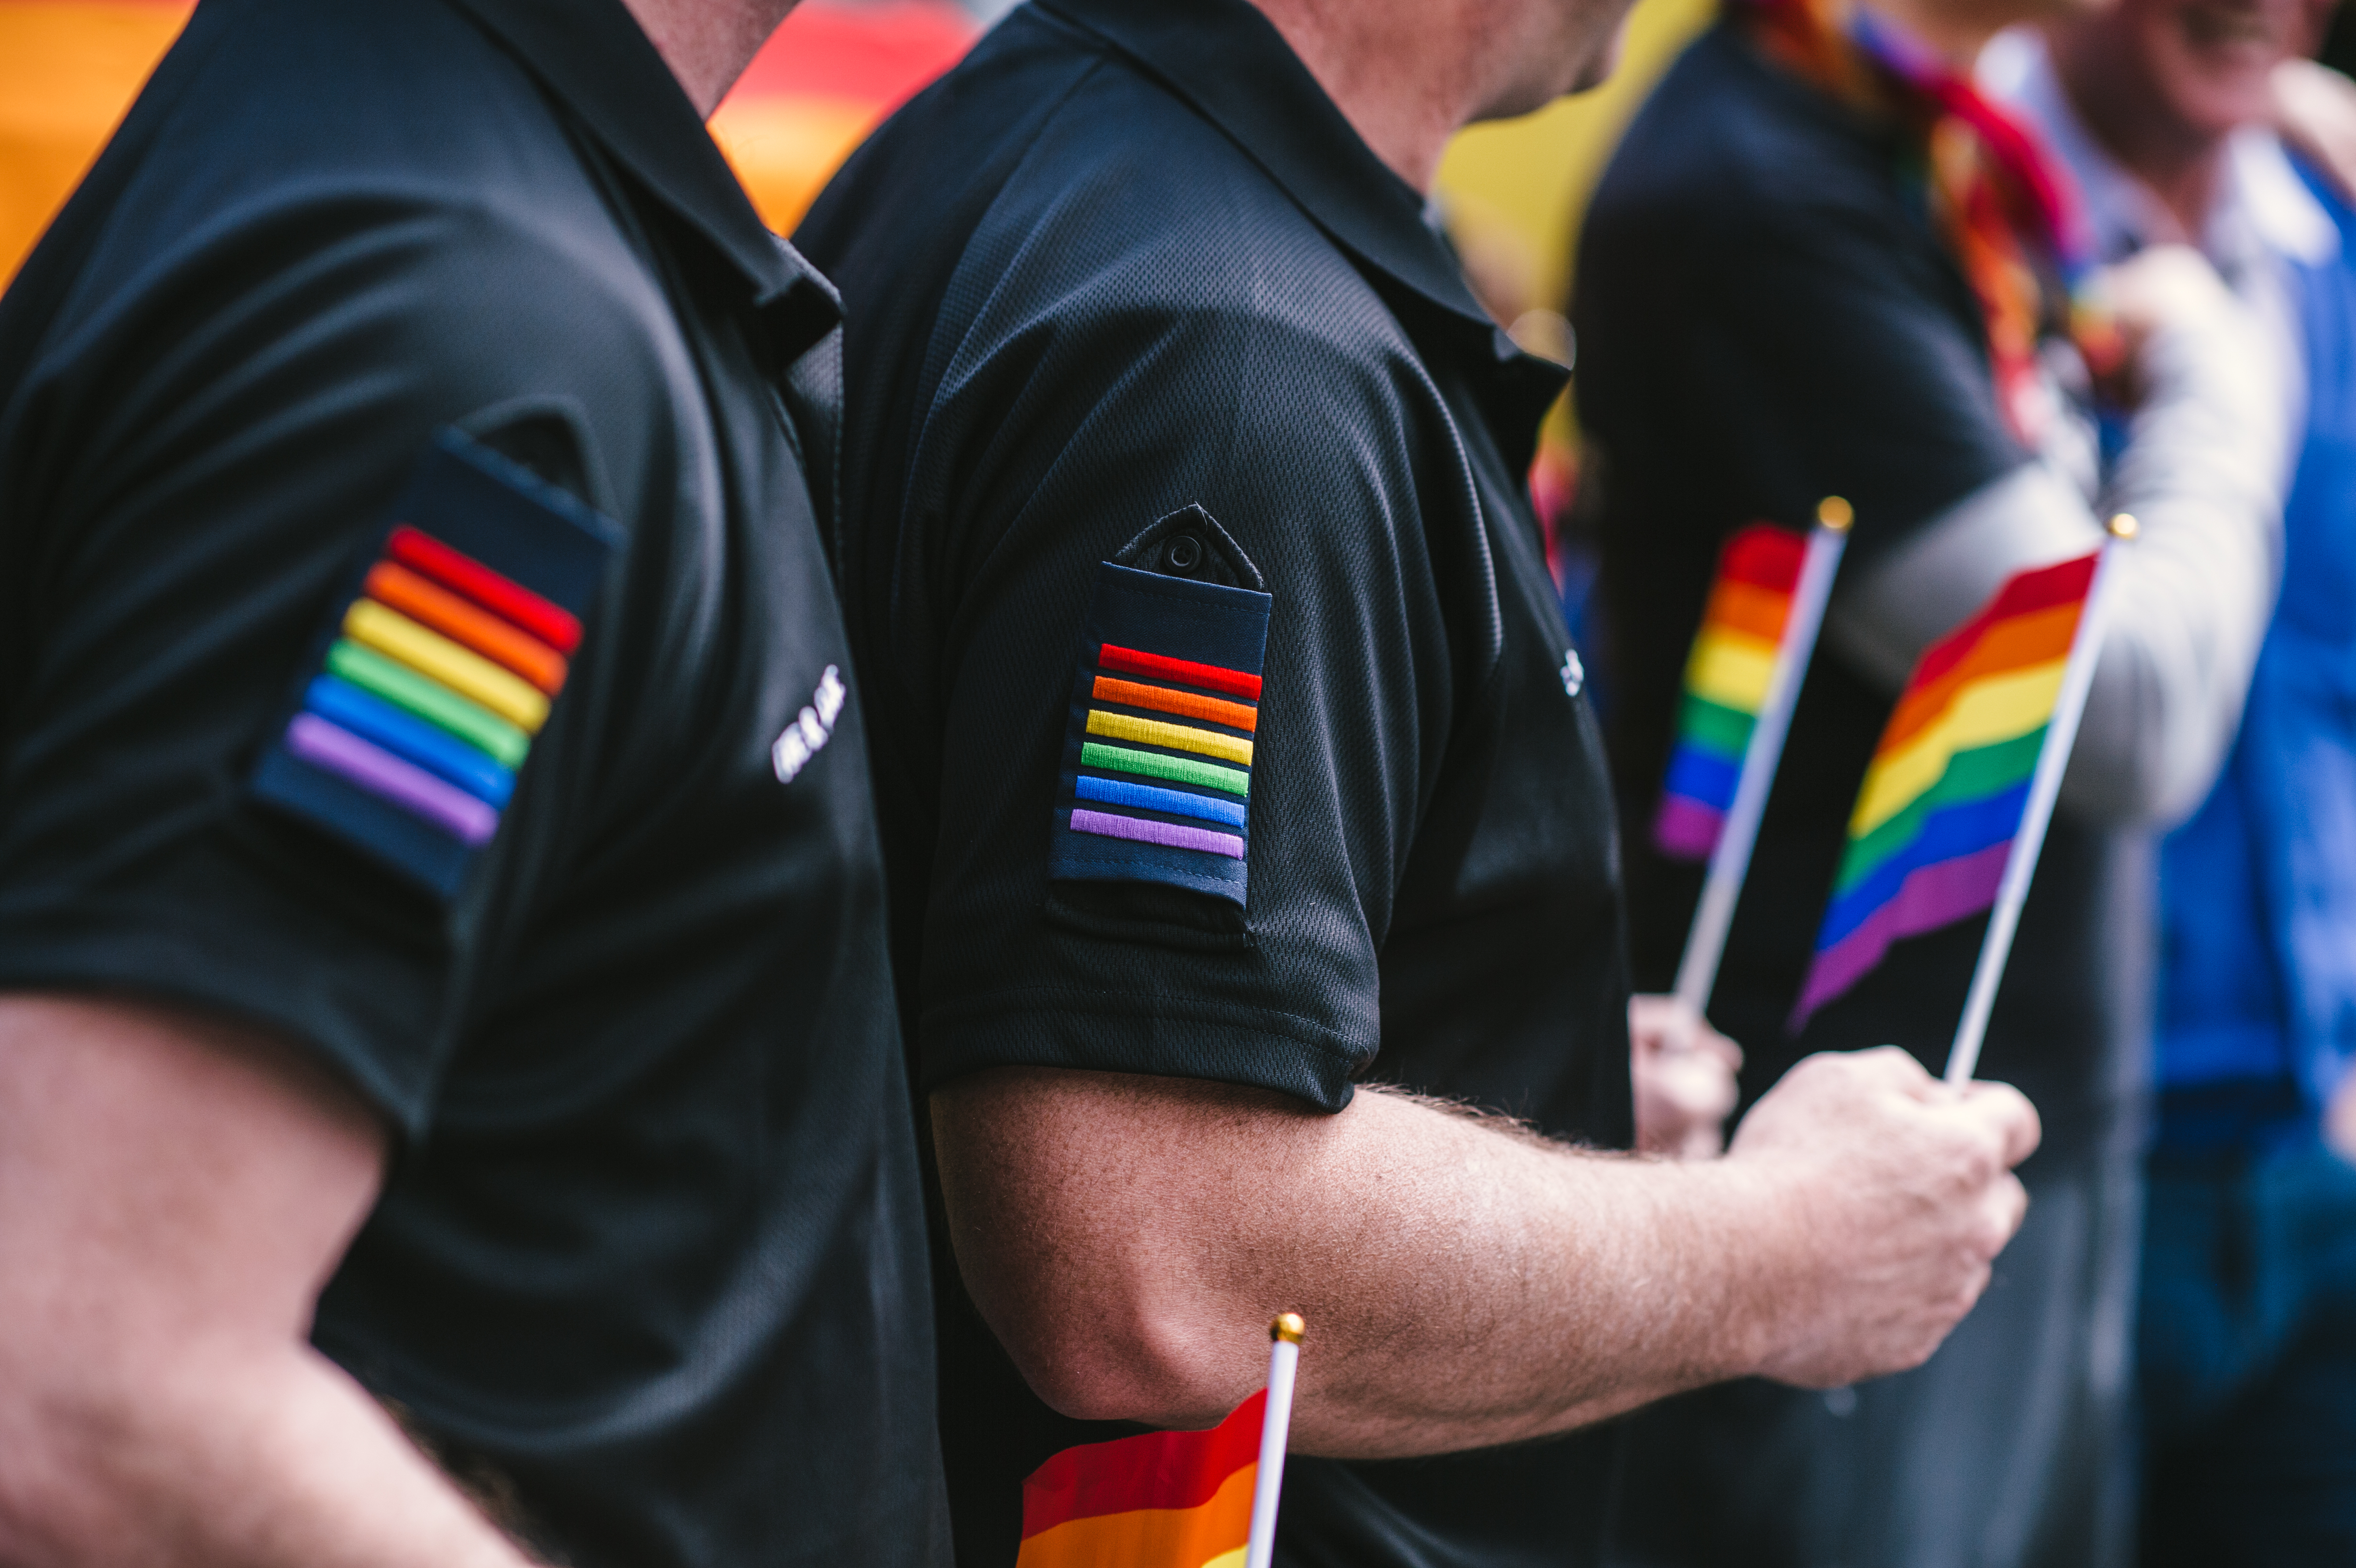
1654,524,1811,860
1792,551,2100,1025
1016,1391,1265,1568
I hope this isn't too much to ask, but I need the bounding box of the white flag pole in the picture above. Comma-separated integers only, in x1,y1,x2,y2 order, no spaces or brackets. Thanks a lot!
1945,516,2136,1084
1673,498,1854,1014
1243,1314,1304,1568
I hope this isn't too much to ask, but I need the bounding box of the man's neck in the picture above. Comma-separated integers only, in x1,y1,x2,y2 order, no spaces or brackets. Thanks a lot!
620,0,798,118
2048,34,2229,241
1247,0,1472,190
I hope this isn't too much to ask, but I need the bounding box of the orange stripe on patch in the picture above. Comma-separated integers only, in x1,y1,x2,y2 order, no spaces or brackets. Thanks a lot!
1092,675,1258,733
364,561,569,695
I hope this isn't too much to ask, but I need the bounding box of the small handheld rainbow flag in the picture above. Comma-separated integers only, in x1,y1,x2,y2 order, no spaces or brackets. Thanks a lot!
1791,519,2132,1079
1018,1315,1304,1568
1660,502,1853,1013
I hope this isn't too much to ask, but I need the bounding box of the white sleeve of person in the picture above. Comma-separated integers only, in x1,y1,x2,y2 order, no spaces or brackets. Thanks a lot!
1825,247,2292,829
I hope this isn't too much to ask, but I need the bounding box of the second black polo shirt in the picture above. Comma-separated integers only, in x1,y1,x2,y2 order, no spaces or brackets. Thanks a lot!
798,0,1635,1562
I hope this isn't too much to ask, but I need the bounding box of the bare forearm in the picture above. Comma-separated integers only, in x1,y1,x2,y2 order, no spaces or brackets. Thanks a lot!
1245,1095,1785,1454
2,1350,533,1568
938,1074,1789,1458
0,995,532,1567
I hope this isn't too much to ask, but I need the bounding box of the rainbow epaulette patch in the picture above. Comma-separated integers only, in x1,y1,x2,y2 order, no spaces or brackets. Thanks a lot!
250,431,621,898
1050,563,1272,906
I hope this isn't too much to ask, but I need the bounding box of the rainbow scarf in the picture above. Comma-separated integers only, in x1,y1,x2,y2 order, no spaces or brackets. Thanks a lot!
1655,524,1811,860
1735,0,2102,442
1016,1392,1264,1568
1792,552,2098,1024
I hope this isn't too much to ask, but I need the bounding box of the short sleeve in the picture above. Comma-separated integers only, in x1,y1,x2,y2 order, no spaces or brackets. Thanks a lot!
0,198,664,1134
893,228,1483,1112
1574,70,2029,561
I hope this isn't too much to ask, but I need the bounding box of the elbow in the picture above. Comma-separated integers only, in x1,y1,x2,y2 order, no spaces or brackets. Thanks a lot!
966,1252,1243,1428
2061,649,2244,828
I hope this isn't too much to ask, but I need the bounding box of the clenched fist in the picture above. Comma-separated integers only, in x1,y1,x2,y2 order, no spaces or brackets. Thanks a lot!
1721,1046,2041,1389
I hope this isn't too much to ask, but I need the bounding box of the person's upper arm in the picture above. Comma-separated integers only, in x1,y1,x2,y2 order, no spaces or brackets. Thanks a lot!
0,195,667,1137
895,222,1479,1115
0,994,388,1532
1823,248,2290,827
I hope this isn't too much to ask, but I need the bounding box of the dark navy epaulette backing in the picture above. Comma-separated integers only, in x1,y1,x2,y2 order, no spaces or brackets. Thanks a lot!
1048,562,1273,907
250,429,622,899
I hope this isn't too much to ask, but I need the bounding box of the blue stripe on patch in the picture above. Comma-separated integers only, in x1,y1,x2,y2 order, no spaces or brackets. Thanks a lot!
1075,773,1248,827
305,674,516,806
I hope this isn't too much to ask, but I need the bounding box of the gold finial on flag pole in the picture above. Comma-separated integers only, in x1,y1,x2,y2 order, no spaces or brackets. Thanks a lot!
1270,1313,1305,1344
2106,512,2138,540
1816,495,1854,533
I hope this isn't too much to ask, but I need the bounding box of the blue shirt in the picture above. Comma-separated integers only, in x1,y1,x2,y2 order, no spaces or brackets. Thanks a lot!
2159,161,2356,1151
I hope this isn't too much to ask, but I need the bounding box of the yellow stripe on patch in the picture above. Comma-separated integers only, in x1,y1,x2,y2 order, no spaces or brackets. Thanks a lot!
1087,709,1254,766
1685,627,1777,713
344,599,551,734
1851,659,2066,835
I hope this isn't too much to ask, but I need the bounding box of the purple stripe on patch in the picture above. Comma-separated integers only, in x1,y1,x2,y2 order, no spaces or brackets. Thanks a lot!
1069,807,1244,860
1653,795,1726,862
286,712,501,846
1792,839,2011,1026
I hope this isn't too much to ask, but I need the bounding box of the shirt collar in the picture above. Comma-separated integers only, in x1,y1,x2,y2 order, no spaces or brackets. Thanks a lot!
447,0,840,333
1036,0,1507,338
1036,0,1569,443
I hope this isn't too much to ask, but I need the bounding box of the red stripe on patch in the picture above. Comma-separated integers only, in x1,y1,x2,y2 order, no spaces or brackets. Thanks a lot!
1098,643,1262,700
386,525,583,654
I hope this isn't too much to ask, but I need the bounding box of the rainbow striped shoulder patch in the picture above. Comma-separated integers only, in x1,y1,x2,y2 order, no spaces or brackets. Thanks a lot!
249,430,621,899
1050,562,1272,907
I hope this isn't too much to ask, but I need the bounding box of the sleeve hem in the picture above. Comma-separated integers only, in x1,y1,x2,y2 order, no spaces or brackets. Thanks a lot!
919,989,1367,1112
0,891,440,1139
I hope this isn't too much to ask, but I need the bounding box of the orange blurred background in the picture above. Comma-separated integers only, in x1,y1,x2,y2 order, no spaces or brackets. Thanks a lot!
0,0,979,286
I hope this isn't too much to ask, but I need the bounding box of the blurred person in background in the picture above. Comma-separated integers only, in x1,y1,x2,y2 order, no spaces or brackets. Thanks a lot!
1992,0,2356,1560
1575,0,2295,1557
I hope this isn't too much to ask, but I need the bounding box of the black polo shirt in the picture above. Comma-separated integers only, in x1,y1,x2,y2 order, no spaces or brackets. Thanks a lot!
796,0,1635,1562
1575,22,2135,1147
1576,31,2144,1566
0,2,946,1564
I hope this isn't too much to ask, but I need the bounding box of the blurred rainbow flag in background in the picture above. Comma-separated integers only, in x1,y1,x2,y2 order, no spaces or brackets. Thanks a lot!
1017,1391,1265,1568
1792,551,2100,1026
1653,524,1811,861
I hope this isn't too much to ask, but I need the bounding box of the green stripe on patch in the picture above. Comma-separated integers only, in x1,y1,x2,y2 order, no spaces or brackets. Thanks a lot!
327,638,531,768
1081,741,1250,797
